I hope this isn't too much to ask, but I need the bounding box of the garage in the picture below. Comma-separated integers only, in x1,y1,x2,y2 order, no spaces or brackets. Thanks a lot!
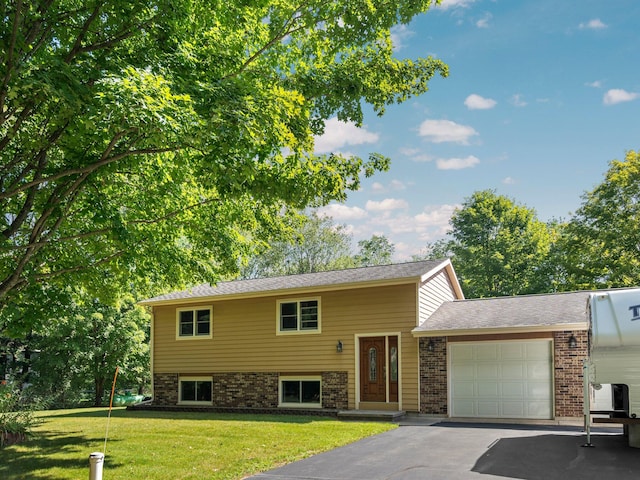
449,340,553,419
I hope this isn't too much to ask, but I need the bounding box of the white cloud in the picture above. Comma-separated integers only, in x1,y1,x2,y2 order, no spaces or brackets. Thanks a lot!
414,204,459,227
317,204,367,221
370,182,386,194
314,117,379,153
365,204,458,239
603,89,640,106
390,25,415,51
586,80,603,88
510,94,527,107
365,198,409,212
400,146,434,163
348,203,461,261
502,176,516,185
389,180,406,191
476,13,492,28
464,94,497,110
579,18,607,30
437,0,477,10
399,147,421,156
436,155,480,170
418,119,479,144
370,180,406,194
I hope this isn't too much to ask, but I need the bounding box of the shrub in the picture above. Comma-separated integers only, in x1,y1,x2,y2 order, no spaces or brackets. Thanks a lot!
0,384,45,447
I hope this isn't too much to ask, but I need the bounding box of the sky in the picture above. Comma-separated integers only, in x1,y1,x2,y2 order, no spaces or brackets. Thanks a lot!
313,0,640,261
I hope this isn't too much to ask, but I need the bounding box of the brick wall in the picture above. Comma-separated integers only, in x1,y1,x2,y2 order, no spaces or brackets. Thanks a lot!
554,330,588,417
213,372,279,408
153,373,178,405
417,332,589,419
152,371,348,410
321,371,348,409
419,337,448,415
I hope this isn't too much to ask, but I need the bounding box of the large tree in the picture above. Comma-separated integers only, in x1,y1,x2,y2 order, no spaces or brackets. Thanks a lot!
23,291,149,407
240,212,355,278
240,212,399,277
0,1,448,311
557,150,640,290
448,190,553,298
356,234,395,266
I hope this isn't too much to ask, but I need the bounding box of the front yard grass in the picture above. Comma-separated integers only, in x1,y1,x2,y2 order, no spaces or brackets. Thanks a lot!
0,408,397,479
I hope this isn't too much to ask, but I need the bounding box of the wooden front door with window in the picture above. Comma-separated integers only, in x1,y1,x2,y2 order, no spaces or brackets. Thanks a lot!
359,336,399,403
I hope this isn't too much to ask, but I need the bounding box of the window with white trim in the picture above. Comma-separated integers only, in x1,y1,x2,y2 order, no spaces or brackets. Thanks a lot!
277,298,320,333
176,307,212,339
279,376,321,407
179,377,213,404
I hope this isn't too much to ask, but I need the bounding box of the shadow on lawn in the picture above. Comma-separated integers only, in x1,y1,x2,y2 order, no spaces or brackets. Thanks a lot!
0,431,123,480
44,407,325,424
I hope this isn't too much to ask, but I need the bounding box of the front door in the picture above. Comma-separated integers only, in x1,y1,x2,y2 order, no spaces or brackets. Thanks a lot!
360,337,387,402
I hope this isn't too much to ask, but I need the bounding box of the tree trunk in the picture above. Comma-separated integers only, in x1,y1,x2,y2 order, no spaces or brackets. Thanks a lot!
94,377,105,406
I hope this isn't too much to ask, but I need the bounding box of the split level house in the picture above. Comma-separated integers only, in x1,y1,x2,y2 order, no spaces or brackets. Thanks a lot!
139,259,589,421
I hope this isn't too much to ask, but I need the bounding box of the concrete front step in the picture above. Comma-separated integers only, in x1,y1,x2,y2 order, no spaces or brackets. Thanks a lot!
337,410,406,422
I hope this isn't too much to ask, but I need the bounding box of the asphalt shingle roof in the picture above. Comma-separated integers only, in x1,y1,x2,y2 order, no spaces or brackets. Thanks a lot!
140,259,448,305
413,290,591,334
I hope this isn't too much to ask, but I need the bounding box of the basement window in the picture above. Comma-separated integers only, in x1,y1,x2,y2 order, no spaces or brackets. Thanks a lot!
279,377,321,408
179,377,212,404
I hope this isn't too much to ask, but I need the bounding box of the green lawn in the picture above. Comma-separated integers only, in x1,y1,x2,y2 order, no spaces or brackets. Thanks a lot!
0,408,396,479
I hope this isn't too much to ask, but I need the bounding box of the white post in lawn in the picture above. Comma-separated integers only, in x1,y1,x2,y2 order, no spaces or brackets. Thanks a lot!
89,452,104,480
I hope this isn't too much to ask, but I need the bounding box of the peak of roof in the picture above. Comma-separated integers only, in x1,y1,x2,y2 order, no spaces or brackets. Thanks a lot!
140,259,450,305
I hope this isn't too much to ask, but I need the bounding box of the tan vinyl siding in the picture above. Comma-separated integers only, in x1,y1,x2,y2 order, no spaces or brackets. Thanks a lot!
418,269,457,325
153,283,421,411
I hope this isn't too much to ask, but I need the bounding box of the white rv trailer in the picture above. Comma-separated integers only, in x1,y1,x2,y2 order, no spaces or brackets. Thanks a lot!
585,289,640,447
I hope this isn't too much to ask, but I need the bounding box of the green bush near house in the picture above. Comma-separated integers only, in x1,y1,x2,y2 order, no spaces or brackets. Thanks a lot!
0,407,396,479
0,385,46,448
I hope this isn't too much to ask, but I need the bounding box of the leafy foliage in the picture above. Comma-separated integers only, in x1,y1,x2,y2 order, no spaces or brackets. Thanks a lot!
446,190,553,298
557,150,640,290
240,212,356,278
356,235,395,266
240,212,399,278
0,0,447,314
27,293,150,407
0,384,45,447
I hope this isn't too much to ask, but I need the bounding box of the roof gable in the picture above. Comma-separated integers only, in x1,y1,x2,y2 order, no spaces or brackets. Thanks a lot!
141,259,453,306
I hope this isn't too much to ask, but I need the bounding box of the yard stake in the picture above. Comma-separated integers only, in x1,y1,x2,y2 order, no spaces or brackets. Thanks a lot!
103,366,120,455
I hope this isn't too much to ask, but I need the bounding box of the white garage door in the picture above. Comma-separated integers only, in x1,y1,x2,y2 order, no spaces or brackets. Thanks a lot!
450,340,553,419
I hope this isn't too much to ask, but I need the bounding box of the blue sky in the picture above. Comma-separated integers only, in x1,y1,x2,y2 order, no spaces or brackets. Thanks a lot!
313,0,640,260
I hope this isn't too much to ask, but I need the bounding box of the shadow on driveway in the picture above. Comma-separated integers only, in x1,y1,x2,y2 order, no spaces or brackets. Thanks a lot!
472,431,640,480
249,422,639,480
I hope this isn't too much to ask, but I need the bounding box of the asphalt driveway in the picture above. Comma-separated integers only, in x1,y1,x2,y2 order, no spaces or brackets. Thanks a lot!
247,421,640,480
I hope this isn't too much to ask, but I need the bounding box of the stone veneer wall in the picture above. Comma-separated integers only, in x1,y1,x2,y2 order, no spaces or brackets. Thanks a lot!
321,371,348,409
419,336,448,415
152,371,348,410
554,330,588,417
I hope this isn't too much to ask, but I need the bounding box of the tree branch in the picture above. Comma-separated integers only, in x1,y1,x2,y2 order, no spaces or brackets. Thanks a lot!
64,3,102,63
2,195,222,251
221,3,315,81
0,0,23,126
33,250,125,281
0,130,179,201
